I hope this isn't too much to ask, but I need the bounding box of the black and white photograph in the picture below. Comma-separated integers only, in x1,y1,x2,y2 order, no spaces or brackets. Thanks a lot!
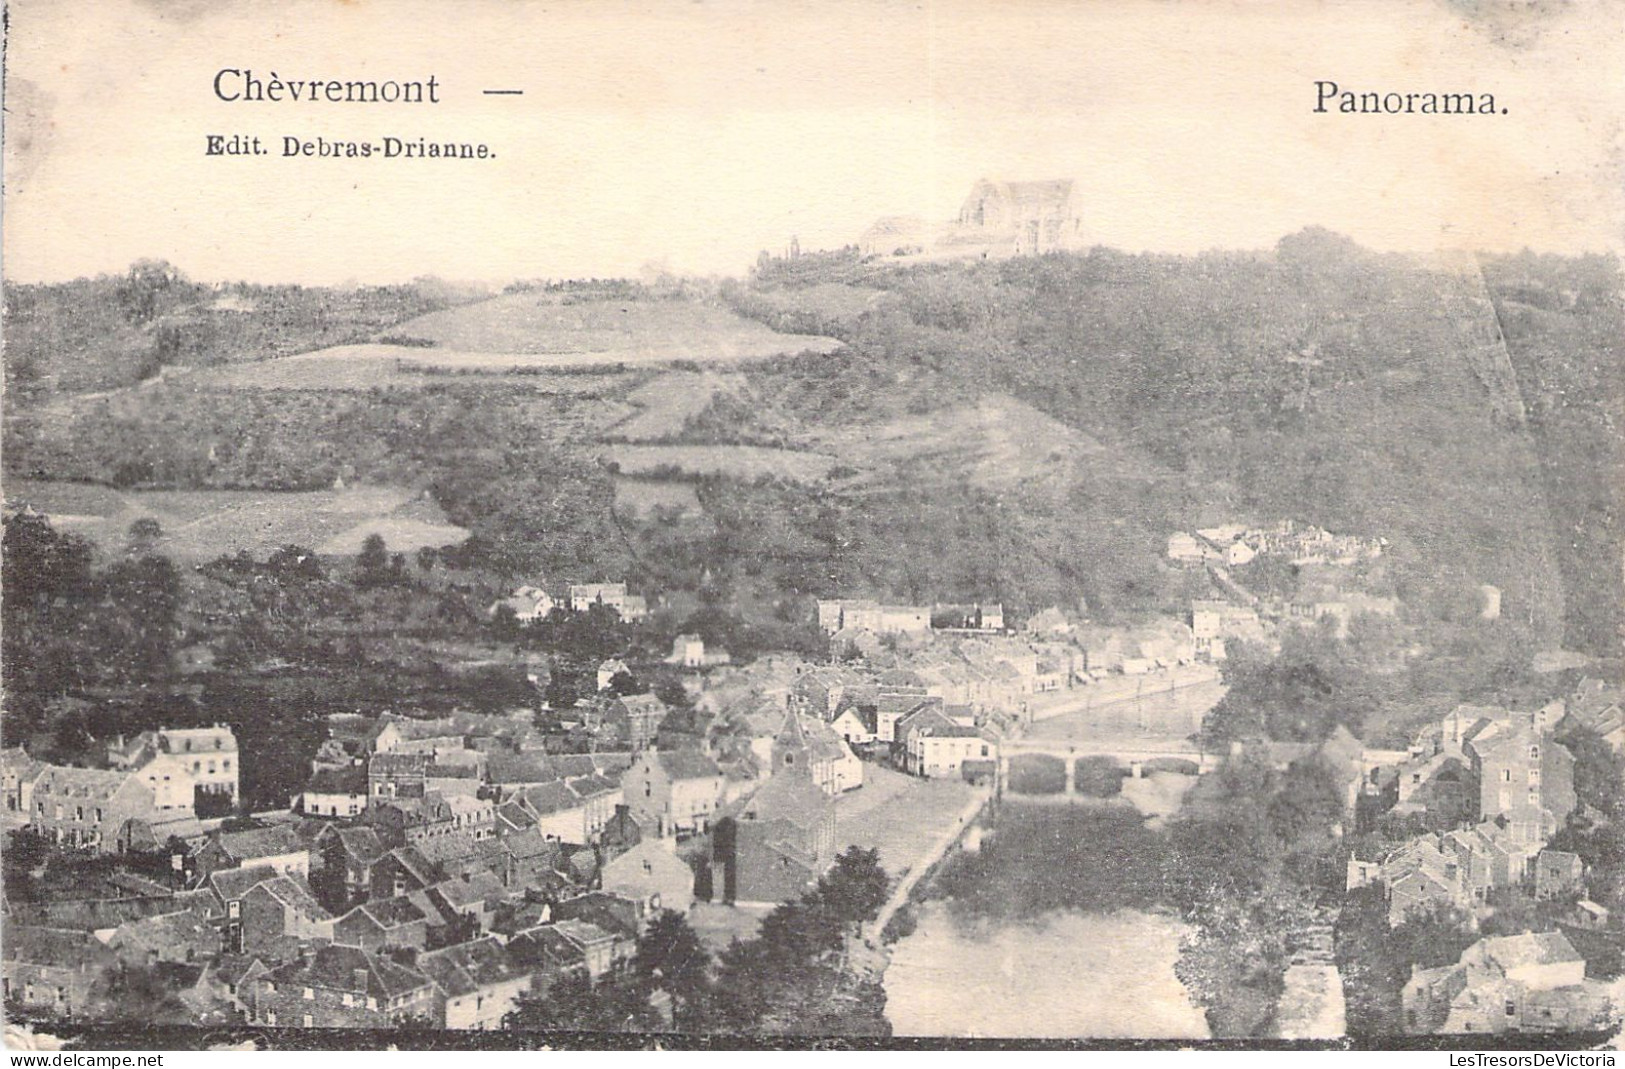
1,0,1622,1053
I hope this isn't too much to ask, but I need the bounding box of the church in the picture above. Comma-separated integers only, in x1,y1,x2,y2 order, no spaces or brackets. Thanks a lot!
858,177,1085,260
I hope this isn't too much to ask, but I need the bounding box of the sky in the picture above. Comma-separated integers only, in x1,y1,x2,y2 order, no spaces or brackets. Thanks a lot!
4,0,1622,286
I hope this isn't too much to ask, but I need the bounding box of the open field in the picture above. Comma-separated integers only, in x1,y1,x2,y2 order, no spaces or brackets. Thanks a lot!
805,394,1161,496
602,443,837,482
745,283,892,325
607,370,748,441
835,765,977,881
611,476,703,518
378,291,843,359
6,480,468,561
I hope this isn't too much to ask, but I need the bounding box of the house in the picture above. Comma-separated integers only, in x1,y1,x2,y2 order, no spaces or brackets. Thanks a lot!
30,765,159,854
333,896,431,952
1561,678,1625,753
500,775,622,845
816,599,931,636
202,953,272,1017
600,837,695,919
1403,931,1614,1035
1189,600,1266,661
314,825,389,905
1167,532,1213,564
1471,719,1576,844
1,747,43,818
107,725,239,819
428,870,507,932
670,634,706,668
904,721,998,780
598,803,650,862
1571,901,1610,931
299,766,368,819
489,585,555,623
205,864,280,924
875,692,940,745
508,919,624,980
237,874,336,955
598,693,669,751
596,659,631,692
370,845,443,901
830,702,879,750
105,909,219,967
1533,850,1584,900
623,749,725,837
418,937,533,1031
569,582,628,615
828,627,884,663
194,823,311,880
367,751,433,801
712,762,837,908
2,926,120,1020
478,827,563,890
247,944,437,1028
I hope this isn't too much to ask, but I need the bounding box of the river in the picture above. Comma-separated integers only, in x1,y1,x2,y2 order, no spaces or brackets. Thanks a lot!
885,903,1210,1039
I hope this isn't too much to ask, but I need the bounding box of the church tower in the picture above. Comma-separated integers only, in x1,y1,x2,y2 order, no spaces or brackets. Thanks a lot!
772,707,811,779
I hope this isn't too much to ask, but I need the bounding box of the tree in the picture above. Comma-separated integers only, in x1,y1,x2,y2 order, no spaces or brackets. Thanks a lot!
1556,725,1625,821
504,966,659,1033
356,533,389,587
632,909,712,1031
545,673,580,711
606,670,643,697
126,517,163,555
115,259,186,326
812,846,890,929
1266,758,1347,849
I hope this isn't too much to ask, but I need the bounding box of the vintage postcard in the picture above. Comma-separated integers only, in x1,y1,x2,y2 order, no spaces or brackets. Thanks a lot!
2,0,1622,1052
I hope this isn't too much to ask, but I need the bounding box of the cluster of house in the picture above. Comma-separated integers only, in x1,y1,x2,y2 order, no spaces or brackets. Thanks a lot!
2,678,868,1028
817,598,1005,640
488,582,649,624
1,726,241,853
1401,931,1615,1036
1168,520,1385,569
1347,702,1584,927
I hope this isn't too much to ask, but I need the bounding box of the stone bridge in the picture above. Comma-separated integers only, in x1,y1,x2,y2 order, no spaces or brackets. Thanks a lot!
997,738,1215,798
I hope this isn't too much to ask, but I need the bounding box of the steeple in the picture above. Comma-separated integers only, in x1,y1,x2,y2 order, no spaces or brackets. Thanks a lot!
772,706,810,778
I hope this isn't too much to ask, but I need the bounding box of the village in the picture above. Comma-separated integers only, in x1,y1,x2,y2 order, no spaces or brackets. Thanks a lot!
3,506,1621,1040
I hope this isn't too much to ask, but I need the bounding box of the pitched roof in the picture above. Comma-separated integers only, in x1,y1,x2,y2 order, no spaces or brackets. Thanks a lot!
485,753,556,785
256,873,331,920
264,944,429,999
730,769,832,831
109,910,219,955
342,894,427,931
369,752,432,776
305,765,368,795
657,749,722,781
3,926,119,969
431,871,505,910
1479,931,1581,970
384,845,441,886
207,864,281,903
209,823,307,862
417,937,527,997
329,826,387,864
34,765,137,800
